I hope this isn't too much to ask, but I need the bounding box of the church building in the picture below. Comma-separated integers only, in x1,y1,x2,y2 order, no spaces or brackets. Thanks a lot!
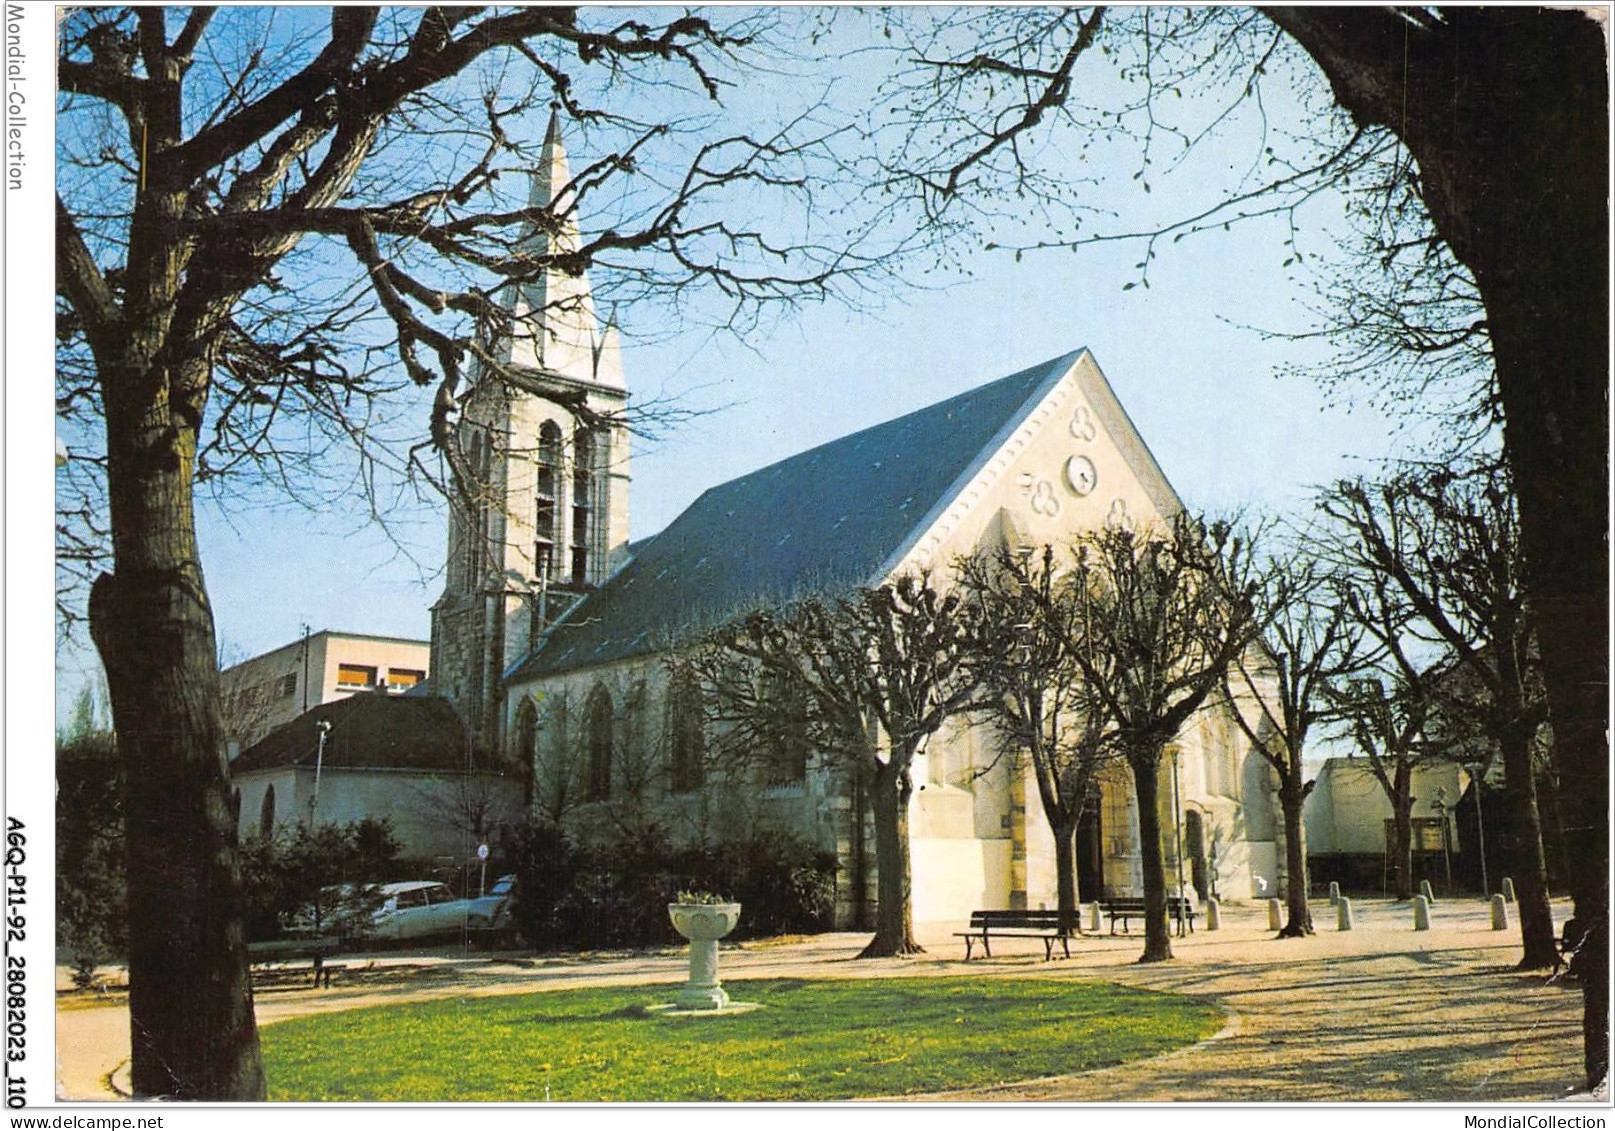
429,118,1289,927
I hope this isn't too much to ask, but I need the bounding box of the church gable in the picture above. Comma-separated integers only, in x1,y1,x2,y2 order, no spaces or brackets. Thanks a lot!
888,349,1187,576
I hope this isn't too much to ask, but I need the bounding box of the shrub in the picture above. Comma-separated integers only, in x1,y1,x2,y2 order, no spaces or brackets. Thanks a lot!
57,733,126,975
496,818,836,950
239,818,403,940
496,818,578,946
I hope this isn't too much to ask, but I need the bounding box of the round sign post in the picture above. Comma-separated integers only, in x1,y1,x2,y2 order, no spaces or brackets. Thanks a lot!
477,844,489,896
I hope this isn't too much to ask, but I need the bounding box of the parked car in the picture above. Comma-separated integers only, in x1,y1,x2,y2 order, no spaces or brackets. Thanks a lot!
369,881,473,941
283,881,473,944
466,874,517,938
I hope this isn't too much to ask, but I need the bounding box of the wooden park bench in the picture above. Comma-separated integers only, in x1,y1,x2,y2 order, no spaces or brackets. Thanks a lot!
248,937,345,989
1101,896,1197,936
955,909,1080,961
1554,918,1587,976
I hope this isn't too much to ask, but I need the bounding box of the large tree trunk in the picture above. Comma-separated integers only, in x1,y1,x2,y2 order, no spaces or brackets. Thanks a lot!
1263,6,1609,1087
1277,784,1313,937
1129,754,1173,962
89,362,266,1100
1389,792,1414,902
859,759,921,957
1498,731,1559,970
1050,811,1081,935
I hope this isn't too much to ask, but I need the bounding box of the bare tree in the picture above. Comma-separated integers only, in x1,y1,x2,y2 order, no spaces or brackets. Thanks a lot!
1224,550,1365,935
1320,466,1556,968
865,6,1606,1078
1327,673,1439,904
1270,146,1499,456
1046,516,1261,962
54,7,875,1098
958,546,1116,934
703,576,980,957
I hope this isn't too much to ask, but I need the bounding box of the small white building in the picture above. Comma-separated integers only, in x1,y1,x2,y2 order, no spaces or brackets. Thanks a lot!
1304,757,1469,892
230,688,522,862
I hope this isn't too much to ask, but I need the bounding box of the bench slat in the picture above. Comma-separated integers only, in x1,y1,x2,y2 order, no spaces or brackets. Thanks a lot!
1099,898,1197,935
957,909,1082,961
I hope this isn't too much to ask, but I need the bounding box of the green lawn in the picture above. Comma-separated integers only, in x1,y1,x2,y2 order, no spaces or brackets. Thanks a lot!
262,976,1221,1102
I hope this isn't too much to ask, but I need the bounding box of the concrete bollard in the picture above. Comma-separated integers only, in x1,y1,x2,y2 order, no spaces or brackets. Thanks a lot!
1413,894,1431,931
1085,901,1101,933
1419,879,1436,904
1491,894,1509,931
1502,877,1517,903
1327,881,1340,906
1206,897,1221,931
1267,898,1283,931
1336,896,1354,931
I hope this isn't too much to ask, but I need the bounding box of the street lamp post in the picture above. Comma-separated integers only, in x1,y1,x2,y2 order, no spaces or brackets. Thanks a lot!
311,719,332,822
1171,749,1187,937
1469,765,1490,898
1431,788,1453,895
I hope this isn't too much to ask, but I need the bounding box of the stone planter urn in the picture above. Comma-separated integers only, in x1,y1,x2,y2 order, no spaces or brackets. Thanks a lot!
668,902,741,1010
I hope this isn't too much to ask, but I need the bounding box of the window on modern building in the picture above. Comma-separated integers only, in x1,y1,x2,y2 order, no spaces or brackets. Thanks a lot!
337,664,377,690
571,427,595,585
666,674,705,794
387,668,424,691
278,672,297,699
762,672,809,786
585,685,613,801
535,421,561,581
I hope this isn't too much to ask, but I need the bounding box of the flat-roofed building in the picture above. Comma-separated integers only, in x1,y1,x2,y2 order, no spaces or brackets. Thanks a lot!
220,629,430,757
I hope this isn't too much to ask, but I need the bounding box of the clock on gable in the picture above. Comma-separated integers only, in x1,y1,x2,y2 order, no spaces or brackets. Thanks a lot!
1063,454,1098,497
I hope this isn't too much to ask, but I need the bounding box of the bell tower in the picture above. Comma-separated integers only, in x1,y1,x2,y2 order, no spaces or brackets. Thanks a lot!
430,112,632,753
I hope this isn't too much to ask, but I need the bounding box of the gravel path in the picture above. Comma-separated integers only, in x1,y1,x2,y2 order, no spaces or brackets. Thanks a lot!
55,897,1595,1103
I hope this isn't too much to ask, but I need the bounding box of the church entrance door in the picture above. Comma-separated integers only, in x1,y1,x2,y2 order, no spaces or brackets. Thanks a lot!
1076,806,1103,902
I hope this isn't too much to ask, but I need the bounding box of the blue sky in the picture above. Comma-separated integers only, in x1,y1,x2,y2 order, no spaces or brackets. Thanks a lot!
50,8,1451,720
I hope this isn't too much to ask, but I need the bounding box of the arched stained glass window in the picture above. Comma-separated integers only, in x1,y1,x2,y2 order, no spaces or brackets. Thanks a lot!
515,698,540,808
666,674,705,794
258,785,276,838
585,685,613,801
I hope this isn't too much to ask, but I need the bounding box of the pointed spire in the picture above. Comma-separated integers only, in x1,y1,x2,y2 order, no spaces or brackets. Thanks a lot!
494,111,622,388
528,106,578,245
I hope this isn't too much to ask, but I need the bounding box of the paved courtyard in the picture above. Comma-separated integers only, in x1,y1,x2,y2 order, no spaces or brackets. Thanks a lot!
55,897,1596,1103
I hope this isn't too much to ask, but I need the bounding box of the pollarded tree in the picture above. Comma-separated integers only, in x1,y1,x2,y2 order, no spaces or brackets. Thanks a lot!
1326,671,1439,904
1052,516,1262,963
55,7,872,1098
864,6,1607,1079
1320,466,1556,969
704,576,981,957
1224,551,1366,936
958,545,1117,935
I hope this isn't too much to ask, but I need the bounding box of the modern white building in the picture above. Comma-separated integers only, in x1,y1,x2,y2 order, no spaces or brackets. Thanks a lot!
1304,757,1470,892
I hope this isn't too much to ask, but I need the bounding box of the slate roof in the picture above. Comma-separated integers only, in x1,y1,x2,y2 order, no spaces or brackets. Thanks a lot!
231,692,471,775
508,348,1085,680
